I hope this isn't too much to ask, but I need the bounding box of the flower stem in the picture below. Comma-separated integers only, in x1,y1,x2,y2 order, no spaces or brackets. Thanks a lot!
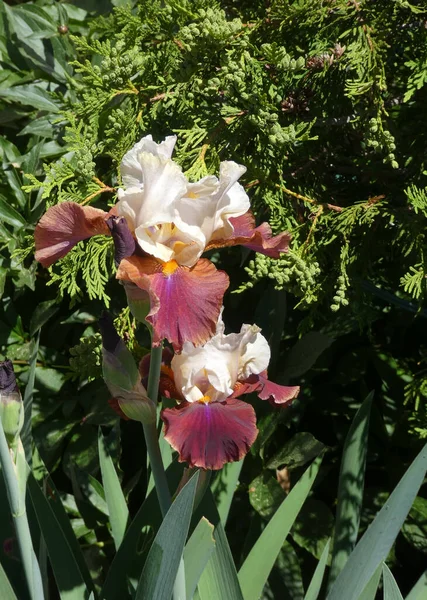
0,423,44,600
143,343,186,600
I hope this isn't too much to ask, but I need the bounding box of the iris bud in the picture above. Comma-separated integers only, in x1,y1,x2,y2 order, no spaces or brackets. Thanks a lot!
99,313,156,423
0,361,24,447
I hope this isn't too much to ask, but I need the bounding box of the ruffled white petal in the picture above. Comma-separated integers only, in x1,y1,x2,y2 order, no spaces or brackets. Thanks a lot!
237,324,271,380
117,137,249,266
172,341,234,403
171,315,271,404
120,135,177,187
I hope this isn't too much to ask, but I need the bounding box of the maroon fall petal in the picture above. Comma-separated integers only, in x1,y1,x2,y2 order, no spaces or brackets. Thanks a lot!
116,256,229,351
108,397,130,420
161,398,258,470
231,374,262,398
205,210,291,258
231,373,299,406
257,374,300,406
35,202,111,267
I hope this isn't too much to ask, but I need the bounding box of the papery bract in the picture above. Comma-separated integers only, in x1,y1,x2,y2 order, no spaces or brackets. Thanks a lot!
99,313,156,423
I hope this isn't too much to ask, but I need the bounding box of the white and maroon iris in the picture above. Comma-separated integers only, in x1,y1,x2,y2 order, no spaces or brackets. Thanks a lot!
116,135,250,267
35,135,291,350
160,316,300,470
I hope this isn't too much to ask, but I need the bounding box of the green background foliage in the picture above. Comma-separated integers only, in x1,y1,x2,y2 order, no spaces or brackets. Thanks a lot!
1,0,427,598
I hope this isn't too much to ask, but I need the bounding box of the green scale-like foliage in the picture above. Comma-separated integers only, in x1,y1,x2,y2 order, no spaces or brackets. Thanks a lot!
26,0,427,322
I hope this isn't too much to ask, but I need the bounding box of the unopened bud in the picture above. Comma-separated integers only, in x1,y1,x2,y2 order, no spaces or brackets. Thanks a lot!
99,314,156,423
0,361,23,446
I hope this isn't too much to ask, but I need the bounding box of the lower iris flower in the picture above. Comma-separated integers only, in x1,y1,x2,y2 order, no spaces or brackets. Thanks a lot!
157,315,300,470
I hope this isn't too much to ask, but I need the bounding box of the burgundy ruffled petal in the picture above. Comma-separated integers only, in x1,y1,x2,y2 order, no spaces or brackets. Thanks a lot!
116,256,229,351
108,397,130,420
232,372,299,407
161,398,258,470
35,202,110,267
257,374,300,406
206,210,291,258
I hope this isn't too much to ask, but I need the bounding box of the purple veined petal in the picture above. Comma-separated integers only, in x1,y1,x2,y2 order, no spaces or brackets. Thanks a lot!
35,202,111,267
116,255,229,351
161,397,258,470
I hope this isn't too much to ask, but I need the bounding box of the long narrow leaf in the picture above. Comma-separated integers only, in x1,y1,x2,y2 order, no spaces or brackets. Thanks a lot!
184,517,215,600
406,570,427,600
195,489,244,600
0,561,17,600
238,455,323,600
358,565,383,600
135,471,200,600
328,392,373,587
383,563,404,600
304,538,331,600
27,474,92,600
98,428,129,550
100,459,183,600
211,460,243,526
327,443,427,600
197,519,244,600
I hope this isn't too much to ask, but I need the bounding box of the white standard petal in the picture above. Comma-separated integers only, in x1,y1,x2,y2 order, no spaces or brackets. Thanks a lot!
173,176,219,237
120,135,177,188
171,319,272,404
134,222,203,264
116,187,144,232
237,325,271,380
132,153,187,226
208,161,250,241
172,340,234,404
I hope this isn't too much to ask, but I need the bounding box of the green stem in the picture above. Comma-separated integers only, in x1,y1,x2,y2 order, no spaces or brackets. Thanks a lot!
0,424,43,600
143,343,186,600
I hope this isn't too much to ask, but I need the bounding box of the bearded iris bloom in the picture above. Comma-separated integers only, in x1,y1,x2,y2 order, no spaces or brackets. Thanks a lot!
35,135,291,350
158,316,300,470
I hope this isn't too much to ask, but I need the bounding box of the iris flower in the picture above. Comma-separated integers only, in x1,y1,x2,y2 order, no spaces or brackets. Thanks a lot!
157,315,300,470
35,135,290,349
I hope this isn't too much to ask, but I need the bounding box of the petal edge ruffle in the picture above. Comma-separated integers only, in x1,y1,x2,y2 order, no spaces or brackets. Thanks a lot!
232,372,300,406
116,256,229,350
162,398,258,470
206,210,291,258
35,202,110,267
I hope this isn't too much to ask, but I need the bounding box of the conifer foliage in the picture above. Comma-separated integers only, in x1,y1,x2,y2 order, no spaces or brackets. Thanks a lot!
10,0,427,316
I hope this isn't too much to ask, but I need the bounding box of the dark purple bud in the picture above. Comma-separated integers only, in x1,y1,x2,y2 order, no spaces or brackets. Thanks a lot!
99,312,121,353
0,360,18,394
106,216,136,266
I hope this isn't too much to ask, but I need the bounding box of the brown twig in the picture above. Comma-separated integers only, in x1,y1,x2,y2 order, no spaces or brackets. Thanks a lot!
276,184,343,212
81,178,116,205
303,206,324,252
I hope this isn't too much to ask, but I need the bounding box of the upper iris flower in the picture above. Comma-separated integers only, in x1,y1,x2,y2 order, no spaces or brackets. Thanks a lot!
35,135,291,350
158,314,300,470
